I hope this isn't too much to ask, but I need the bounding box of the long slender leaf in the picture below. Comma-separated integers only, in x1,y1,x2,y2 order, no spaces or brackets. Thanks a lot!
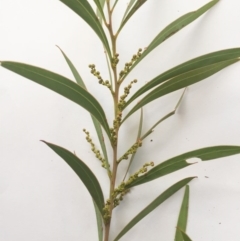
121,0,219,80
175,185,189,241
123,58,239,121
57,47,110,175
112,0,119,12
180,230,193,241
125,48,240,109
127,146,240,187
140,88,186,140
93,200,103,241
93,0,106,22
118,0,147,33
114,177,195,241
121,0,137,23
96,0,106,23
42,141,105,215
59,0,111,58
0,61,111,140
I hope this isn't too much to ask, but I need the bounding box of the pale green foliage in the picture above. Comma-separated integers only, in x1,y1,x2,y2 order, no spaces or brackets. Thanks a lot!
1,1,239,241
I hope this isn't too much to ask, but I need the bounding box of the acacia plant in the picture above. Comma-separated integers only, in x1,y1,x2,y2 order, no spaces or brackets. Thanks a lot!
1,0,240,240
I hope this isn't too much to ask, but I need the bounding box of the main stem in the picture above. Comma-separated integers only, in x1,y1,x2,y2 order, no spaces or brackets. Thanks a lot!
104,1,119,241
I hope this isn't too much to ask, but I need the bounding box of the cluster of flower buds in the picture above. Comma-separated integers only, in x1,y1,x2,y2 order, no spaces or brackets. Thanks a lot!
88,64,112,90
125,162,155,186
103,199,111,224
118,48,143,81
83,129,109,169
117,138,142,163
111,182,130,207
111,53,119,68
110,111,122,145
118,79,137,111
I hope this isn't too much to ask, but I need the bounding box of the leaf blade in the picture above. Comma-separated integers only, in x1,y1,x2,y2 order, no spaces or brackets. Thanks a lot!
180,231,193,241
59,0,111,58
128,146,240,187
175,185,190,241
96,0,106,24
118,0,148,33
93,200,103,241
57,47,110,174
123,58,239,121
121,0,137,23
114,177,195,241
0,61,111,140
121,0,219,80
93,0,106,22
125,48,240,109
42,141,105,215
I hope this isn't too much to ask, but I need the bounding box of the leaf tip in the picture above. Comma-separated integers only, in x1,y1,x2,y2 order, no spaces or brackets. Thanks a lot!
40,140,47,144
55,45,61,50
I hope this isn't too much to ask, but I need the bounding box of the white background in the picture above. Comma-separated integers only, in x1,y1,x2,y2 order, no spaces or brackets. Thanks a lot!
0,0,240,240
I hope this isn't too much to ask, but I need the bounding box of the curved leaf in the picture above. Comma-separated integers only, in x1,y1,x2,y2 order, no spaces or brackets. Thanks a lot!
59,0,111,58
121,0,137,23
123,58,239,121
57,47,110,174
96,0,106,24
0,61,111,140
180,230,193,241
118,0,148,33
42,141,105,215
114,177,195,241
175,185,189,241
125,48,240,109
93,200,103,241
140,88,186,140
93,0,106,22
121,0,219,80
127,146,240,187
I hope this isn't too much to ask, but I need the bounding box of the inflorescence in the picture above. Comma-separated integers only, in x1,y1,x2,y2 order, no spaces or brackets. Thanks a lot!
102,161,154,223
117,138,142,163
111,53,119,68
110,111,123,146
88,64,112,91
118,79,137,111
118,48,143,82
83,129,109,169
125,162,154,186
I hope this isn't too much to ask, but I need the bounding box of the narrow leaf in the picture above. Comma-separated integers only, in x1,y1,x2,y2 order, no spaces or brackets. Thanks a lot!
112,0,119,12
57,47,110,175
121,0,137,23
56,46,85,87
121,0,219,80
123,58,239,121
93,200,103,241
93,0,106,22
42,141,105,215
118,0,147,33
175,185,190,241
180,230,193,241
59,0,111,58
0,61,111,140
140,88,186,140
127,146,240,187
125,48,240,109
114,177,195,241
96,0,106,23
